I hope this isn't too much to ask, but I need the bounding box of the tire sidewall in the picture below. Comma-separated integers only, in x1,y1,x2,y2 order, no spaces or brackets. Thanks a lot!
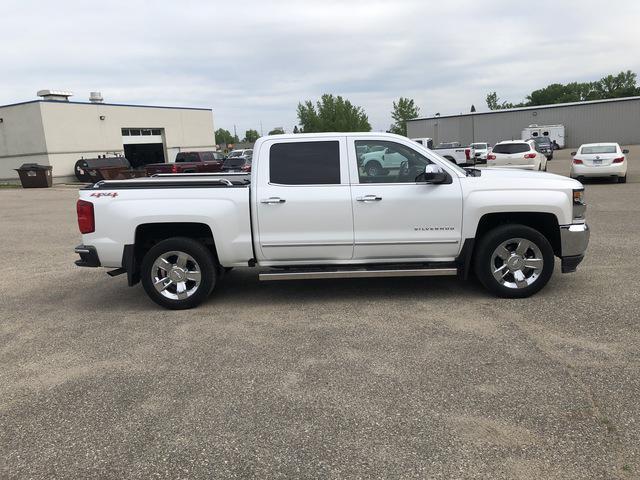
474,224,554,298
141,237,216,309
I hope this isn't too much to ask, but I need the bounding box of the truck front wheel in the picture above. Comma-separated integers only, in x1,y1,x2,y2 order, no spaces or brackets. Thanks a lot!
474,224,554,298
141,237,217,309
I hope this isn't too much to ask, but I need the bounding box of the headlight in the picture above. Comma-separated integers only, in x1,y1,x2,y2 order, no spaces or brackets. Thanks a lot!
573,188,586,221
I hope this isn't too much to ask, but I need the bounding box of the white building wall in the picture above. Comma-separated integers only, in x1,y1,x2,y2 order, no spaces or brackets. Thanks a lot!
0,102,49,178
0,100,216,181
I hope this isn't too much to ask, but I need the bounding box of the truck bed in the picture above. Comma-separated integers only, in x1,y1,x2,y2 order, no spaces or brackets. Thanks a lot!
80,174,254,268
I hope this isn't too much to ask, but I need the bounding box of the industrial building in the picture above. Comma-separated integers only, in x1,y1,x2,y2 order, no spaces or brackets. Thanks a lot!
0,90,216,181
406,96,640,149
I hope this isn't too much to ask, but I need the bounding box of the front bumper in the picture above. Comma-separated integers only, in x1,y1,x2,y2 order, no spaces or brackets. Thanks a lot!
560,223,590,273
74,244,101,267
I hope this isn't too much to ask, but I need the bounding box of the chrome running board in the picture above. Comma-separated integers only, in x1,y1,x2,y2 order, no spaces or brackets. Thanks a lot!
259,267,457,281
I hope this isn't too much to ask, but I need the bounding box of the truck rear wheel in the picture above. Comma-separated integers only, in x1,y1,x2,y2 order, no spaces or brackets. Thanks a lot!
474,224,554,298
141,237,216,309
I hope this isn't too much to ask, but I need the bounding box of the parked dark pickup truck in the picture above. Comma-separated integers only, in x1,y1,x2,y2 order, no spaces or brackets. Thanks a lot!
144,151,225,176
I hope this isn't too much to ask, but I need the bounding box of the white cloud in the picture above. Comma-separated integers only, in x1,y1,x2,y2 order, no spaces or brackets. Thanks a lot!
1,0,639,134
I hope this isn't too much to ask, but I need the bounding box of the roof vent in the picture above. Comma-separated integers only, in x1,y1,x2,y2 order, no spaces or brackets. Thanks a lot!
37,89,73,102
89,91,104,103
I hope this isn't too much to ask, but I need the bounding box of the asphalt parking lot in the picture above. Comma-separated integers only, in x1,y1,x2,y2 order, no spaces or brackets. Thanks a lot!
1,147,639,479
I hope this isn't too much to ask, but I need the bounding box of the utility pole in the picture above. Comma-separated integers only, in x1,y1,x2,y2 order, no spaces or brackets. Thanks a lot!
260,121,263,136
233,124,237,141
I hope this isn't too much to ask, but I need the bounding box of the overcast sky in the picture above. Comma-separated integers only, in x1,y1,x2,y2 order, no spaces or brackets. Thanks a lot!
2,0,639,136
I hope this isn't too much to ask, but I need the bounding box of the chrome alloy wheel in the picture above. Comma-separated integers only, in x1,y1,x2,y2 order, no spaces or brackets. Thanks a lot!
151,251,202,300
490,238,543,290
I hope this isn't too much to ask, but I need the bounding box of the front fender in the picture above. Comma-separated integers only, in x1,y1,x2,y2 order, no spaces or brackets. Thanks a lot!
462,189,571,239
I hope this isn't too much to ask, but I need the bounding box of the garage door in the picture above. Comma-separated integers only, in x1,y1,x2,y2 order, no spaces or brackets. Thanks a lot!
122,128,165,168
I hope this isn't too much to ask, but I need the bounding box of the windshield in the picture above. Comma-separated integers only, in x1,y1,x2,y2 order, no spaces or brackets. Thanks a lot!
471,143,487,149
581,145,617,154
436,142,459,149
492,143,530,154
227,151,242,157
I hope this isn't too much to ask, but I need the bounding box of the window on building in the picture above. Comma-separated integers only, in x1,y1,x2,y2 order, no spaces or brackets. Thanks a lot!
151,129,162,135
121,129,130,136
269,141,340,185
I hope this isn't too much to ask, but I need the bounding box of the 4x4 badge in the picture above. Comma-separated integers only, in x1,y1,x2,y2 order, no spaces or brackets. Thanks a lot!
90,192,118,198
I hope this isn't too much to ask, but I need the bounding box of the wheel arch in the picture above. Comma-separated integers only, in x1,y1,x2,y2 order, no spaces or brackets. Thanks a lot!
126,222,220,286
475,212,561,257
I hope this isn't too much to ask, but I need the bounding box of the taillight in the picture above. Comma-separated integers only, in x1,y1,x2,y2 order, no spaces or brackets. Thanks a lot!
524,153,536,159
487,154,496,160
465,148,471,160
77,200,95,234
171,163,178,173
613,157,624,164
573,159,583,164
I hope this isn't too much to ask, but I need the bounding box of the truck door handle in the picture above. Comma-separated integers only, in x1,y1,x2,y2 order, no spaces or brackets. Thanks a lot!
260,197,286,204
356,195,382,202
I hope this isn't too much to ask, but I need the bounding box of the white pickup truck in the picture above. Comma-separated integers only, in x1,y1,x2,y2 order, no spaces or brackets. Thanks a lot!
432,142,475,165
75,132,589,309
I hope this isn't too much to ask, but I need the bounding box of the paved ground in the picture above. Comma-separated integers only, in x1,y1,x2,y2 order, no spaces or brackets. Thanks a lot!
1,147,639,479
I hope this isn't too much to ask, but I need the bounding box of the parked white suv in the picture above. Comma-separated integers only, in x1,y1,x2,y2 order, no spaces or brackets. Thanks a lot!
487,140,547,171
570,143,628,183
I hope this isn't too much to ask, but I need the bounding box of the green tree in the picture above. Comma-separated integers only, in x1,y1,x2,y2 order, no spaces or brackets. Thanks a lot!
268,127,285,135
243,129,260,143
593,70,640,98
388,97,420,136
485,91,525,110
297,94,371,132
487,71,640,110
215,128,239,145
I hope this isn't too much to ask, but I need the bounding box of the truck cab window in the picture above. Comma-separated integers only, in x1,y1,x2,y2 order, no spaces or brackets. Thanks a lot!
270,141,340,185
356,140,432,183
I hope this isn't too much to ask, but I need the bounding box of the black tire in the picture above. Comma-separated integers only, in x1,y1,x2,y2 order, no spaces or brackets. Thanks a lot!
618,175,627,184
473,224,554,298
365,161,382,176
141,237,217,310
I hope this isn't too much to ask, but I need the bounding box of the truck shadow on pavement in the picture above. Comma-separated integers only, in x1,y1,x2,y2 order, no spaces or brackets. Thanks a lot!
73,268,491,312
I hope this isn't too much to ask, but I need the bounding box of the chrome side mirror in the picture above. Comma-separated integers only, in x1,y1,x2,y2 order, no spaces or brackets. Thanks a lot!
422,164,448,184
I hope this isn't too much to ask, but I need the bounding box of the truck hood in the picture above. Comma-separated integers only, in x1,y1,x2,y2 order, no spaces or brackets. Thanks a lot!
474,168,582,189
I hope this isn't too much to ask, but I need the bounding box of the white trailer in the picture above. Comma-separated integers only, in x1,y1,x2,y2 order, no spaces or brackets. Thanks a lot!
521,124,565,148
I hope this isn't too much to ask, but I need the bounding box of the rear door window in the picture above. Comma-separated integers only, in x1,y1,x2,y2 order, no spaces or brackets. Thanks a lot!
270,141,340,185
492,143,530,154
176,153,198,163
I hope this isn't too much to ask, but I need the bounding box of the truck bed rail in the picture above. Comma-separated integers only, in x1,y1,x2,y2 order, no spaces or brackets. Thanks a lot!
85,175,250,190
